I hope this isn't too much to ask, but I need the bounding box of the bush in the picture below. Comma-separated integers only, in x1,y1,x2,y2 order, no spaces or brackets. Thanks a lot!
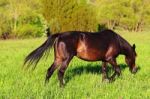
0,0,46,39
15,24,44,38
42,0,98,33
15,14,47,38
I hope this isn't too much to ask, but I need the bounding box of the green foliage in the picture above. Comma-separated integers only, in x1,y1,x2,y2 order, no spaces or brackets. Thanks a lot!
0,31,150,98
1,0,150,38
42,0,98,33
16,24,42,38
42,0,150,33
15,14,47,38
0,0,46,39
96,0,150,31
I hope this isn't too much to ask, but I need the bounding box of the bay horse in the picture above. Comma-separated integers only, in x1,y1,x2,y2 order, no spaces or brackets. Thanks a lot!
24,29,138,87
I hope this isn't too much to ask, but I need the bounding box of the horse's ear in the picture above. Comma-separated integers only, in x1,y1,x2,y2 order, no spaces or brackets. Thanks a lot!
132,44,136,50
46,27,51,37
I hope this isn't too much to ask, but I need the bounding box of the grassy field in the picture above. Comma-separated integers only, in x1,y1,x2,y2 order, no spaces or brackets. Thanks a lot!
0,31,150,99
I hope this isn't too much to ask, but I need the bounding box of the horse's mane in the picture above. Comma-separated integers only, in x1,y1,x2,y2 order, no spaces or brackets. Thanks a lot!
116,33,133,56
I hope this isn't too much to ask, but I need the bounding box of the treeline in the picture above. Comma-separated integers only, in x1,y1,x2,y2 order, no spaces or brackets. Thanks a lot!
0,0,150,39
43,0,150,33
42,0,97,33
96,0,150,31
0,0,45,39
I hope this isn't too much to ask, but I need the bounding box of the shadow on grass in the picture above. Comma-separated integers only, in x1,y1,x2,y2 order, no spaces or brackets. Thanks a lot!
65,63,129,83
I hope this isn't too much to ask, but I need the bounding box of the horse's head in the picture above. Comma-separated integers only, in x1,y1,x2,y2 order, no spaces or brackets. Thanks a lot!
125,44,138,74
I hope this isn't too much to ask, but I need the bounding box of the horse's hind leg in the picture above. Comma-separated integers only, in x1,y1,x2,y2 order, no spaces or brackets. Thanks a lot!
102,62,109,82
108,58,121,81
45,62,58,84
58,56,73,87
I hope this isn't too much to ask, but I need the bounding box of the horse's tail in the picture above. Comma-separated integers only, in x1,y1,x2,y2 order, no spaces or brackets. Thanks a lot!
24,33,60,69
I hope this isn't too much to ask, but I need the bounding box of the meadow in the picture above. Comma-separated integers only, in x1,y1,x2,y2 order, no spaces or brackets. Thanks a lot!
0,31,150,99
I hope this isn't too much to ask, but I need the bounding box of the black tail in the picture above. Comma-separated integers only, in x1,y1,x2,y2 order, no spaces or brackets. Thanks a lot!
24,33,60,69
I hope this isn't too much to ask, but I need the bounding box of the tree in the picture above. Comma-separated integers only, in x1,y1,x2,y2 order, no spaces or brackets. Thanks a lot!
95,0,150,31
0,0,46,38
42,0,98,33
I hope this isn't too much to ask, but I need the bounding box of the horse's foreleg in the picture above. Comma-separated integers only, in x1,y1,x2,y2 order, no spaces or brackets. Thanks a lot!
108,58,121,81
45,62,58,84
102,62,109,82
58,56,73,87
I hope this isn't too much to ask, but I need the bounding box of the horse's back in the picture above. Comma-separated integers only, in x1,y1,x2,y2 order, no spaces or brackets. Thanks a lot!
54,30,121,62
76,30,120,61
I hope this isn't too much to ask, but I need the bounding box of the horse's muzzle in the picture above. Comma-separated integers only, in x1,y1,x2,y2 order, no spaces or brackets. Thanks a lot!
131,67,138,74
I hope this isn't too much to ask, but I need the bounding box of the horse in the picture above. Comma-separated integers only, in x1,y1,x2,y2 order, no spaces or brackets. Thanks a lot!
24,29,138,87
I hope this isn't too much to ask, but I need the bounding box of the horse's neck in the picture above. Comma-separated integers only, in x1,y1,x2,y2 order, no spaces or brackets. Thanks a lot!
120,41,132,57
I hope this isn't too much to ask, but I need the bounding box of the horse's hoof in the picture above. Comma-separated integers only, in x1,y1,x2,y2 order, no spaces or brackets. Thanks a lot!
60,83,65,88
102,78,110,83
44,81,48,86
109,77,115,83
59,80,65,88
44,79,49,86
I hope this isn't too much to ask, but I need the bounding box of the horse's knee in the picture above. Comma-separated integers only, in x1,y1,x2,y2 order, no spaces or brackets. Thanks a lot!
116,67,121,76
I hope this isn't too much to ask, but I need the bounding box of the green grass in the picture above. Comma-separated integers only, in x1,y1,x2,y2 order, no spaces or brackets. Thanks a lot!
0,31,150,99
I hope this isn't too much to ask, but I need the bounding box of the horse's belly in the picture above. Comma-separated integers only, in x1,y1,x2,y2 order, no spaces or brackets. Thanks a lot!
76,50,104,61
76,39,105,61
